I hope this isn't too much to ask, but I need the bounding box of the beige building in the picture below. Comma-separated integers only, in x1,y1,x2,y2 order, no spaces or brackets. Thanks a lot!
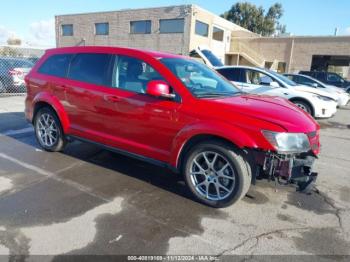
55,4,350,79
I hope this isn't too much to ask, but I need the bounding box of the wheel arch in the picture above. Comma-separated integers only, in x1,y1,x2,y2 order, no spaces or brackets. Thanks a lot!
171,122,260,171
289,97,315,117
32,93,70,133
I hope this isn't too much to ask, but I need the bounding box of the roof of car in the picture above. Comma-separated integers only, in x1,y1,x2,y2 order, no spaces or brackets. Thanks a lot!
216,65,266,71
46,46,187,59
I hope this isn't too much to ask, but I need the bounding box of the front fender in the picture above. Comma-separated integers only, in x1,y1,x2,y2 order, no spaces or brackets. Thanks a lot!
170,120,268,167
32,92,70,133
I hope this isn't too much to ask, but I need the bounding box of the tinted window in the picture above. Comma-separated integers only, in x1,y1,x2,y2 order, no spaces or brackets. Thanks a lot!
213,26,224,41
217,68,242,82
297,75,322,87
130,20,151,34
195,20,209,37
68,53,112,86
62,24,73,36
327,73,342,82
95,23,109,35
112,55,164,94
38,54,73,78
159,19,184,33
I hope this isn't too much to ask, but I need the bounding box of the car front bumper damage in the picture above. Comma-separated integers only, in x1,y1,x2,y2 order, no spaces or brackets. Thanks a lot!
249,150,318,193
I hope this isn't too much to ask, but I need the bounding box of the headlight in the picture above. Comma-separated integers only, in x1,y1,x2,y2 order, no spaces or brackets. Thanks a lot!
313,94,336,102
262,130,311,154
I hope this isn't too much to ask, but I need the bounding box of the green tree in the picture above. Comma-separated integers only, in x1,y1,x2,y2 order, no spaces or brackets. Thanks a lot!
221,2,287,36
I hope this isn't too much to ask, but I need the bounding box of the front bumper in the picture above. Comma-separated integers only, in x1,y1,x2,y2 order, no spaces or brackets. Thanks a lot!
314,100,337,118
338,94,350,107
250,150,318,193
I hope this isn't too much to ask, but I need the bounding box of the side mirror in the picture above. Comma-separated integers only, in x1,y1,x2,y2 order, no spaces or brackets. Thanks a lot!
146,80,175,99
311,83,318,88
270,81,280,88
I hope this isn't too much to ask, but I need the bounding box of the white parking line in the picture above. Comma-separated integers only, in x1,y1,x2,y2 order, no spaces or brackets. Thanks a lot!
0,127,33,136
0,153,111,202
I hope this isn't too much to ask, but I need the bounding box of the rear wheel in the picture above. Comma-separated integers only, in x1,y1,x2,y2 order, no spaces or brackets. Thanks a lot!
34,107,66,152
292,100,312,115
183,140,251,208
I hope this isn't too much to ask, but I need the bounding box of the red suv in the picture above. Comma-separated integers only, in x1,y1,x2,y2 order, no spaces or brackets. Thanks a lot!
25,46,320,207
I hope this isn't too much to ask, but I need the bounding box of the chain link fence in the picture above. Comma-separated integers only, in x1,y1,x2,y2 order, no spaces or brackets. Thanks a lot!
0,45,46,96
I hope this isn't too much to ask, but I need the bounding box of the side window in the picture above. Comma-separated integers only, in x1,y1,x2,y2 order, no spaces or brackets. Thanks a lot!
299,76,319,87
218,68,242,82
38,54,73,78
327,73,341,82
68,53,112,86
245,70,273,86
112,55,165,94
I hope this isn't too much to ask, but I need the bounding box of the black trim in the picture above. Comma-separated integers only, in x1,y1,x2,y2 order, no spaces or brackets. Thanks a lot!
67,135,179,173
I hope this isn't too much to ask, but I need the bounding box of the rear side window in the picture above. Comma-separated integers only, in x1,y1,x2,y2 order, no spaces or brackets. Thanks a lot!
68,53,112,86
217,68,242,82
38,54,73,78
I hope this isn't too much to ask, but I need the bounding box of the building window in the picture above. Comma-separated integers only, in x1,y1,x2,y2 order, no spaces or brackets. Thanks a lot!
212,26,224,41
159,18,184,33
195,20,209,37
130,20,151,34
95,23,109,35
61,24,73,36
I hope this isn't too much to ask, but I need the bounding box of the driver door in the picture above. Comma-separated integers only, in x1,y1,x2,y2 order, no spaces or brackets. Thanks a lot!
107,55,183,162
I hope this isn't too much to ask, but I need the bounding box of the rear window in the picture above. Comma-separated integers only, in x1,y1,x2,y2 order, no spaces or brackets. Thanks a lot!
68,53,112,86
38,54,73,78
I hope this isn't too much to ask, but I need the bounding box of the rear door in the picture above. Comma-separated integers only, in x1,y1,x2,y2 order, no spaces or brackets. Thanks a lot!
64,53,116,138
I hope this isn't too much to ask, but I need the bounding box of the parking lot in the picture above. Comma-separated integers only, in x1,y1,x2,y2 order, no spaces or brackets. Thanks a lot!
0,96,349,259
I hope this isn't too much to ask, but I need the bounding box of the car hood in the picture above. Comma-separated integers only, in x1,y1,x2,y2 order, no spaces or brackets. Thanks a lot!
205,94,318,133
293,85,338,100
325,85,348,94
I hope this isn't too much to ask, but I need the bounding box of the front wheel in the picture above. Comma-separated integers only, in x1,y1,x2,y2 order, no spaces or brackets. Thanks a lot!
34,107,66,152
292,100,312,115
183,140,251,208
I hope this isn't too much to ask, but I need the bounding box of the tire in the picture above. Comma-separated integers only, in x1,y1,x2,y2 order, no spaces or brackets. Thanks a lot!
292,100,312,115
34,107,66,152
183,140,251,208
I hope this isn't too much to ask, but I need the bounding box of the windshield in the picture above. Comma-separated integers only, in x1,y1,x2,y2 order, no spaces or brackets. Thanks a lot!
201,49,224,67
160,58,241,98
268,70,297,86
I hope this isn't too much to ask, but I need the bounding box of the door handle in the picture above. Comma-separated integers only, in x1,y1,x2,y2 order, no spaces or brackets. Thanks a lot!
104,95,120,103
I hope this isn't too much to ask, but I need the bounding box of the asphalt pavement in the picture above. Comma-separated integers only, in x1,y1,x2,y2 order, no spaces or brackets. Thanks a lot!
0,96,349,261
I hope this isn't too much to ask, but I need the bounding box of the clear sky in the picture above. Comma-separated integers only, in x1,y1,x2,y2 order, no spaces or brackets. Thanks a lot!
0,0,349,46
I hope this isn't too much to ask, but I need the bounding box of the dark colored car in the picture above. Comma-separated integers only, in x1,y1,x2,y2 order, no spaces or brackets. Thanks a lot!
0,57,33,93
299,71,350,92
25,46,320,207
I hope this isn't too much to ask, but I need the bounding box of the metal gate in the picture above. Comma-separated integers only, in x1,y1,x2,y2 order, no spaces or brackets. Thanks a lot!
0,45,45,96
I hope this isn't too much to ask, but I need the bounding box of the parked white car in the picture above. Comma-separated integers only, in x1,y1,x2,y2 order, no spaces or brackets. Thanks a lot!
216,66,338,118
284,73,350,107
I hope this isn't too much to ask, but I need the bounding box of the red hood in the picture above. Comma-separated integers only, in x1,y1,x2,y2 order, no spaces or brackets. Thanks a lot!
204,94,319,133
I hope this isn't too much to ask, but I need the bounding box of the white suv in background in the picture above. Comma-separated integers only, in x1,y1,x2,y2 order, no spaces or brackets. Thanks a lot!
216,66,338,118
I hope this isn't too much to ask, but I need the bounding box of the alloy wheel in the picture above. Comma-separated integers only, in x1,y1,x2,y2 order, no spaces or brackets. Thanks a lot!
36,113,58,147
189,151,235,201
